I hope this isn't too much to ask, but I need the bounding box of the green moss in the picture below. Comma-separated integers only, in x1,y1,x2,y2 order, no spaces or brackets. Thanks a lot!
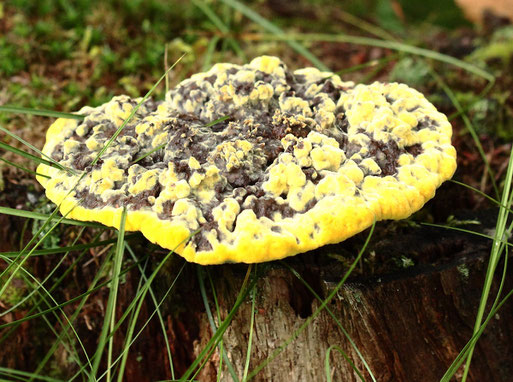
31,200,62,249
0,38,27,76
0,273,29,308
389,57,431,87
469,26,513,64
457,264,470,281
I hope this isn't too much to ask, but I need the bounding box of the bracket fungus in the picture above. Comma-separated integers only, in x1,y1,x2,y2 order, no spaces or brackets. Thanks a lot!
37,56,456,264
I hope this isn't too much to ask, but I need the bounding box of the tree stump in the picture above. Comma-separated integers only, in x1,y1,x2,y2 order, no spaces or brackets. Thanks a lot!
1,177,512,381
159,210,513,381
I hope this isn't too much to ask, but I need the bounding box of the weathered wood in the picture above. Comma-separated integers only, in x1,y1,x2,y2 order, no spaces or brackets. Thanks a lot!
180,249,512,381
160,215,513,382
1,181,512,381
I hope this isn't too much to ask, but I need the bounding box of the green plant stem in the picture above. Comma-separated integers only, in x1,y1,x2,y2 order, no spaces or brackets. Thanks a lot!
90,208,127,381
0,157,50,178
0,258,142,331
325,345,365,382
91,54,185,166
0,206,108,228
180,265,256,381
0,206,63,298
197,266,239,382
125,244,176,380
242,269,257,382
0,125,69,171
206,269,225,382
441,285,513,381
461,146,513,381
430,68,499,199
0,141,74,174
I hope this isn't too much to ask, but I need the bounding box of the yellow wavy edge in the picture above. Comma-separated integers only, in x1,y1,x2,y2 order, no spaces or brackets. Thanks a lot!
36,135,456,265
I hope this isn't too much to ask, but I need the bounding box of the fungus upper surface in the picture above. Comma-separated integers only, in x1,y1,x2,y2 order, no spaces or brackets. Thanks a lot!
37,56,457,264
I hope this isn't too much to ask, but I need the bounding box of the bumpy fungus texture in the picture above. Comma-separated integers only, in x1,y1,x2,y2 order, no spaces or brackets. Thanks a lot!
37,56,456,264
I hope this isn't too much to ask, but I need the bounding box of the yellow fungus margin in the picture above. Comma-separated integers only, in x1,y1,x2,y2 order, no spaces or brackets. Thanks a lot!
36,56,457,265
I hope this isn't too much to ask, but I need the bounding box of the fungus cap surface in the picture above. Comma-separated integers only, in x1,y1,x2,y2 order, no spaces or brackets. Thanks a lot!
37,56,457,264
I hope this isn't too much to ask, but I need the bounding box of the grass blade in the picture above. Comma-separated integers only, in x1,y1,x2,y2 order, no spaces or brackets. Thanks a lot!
105,258,186,382
197,266,239,382
251,33,493,81
1,255,92,378
0,235,136,258
219,0,329,71
131,142,167,164
246,222,375,379
180,265,256,381
0,125,75,174
30,233,117,378
0,205,63,297
0,105,84,120
0,258,144,330
203,36,221,71
204,115,231,128
192,0,245,61
0,231,103,348
206,269,225,382
0,366,65,382
0,206,109,228
335,53,399,76
421,223,513,248
0,141,72,173
283,263,375,381
131,114,227,164
126,244,176,379
132,114,232,164
430,68,498,198
89,235,194,381
441,286,513,381
0,227,85,315
461,146,513,380
91,54,186,167
242,269,257,382
334,9,397,41
325,345,365,382
90,208,127,381
449,180,513,213
0,156,50,178
93,241,190,381
193,0,230,34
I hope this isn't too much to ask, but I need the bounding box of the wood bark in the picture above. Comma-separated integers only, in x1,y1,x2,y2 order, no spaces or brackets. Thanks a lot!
181,253,513,381
162,213,513,382
1,181,512,381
